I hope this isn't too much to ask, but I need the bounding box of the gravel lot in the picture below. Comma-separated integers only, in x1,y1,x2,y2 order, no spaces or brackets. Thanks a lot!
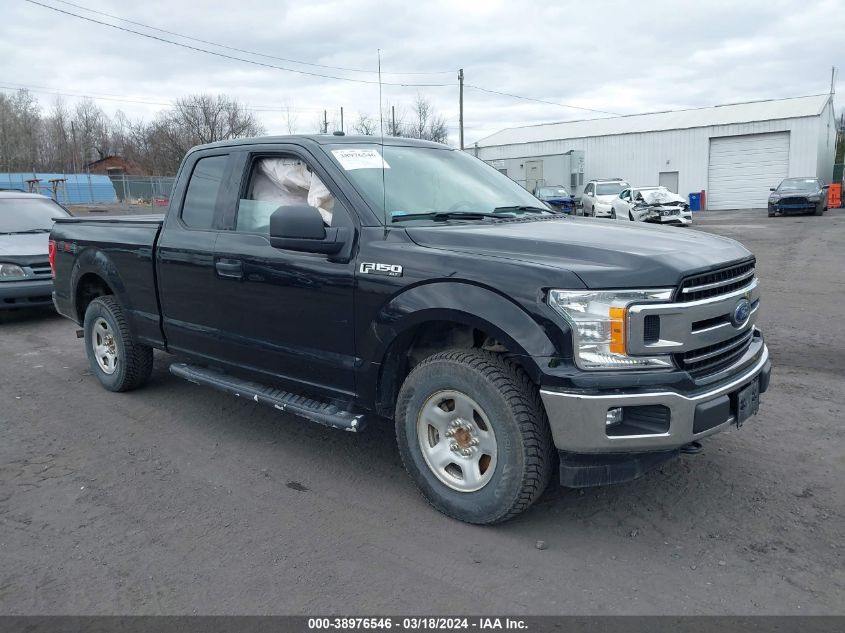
1,209,843,615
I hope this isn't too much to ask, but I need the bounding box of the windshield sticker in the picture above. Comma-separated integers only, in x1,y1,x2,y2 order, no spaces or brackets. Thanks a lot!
331,149,390,170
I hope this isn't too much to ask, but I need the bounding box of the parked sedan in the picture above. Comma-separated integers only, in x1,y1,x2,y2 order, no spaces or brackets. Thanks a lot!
612,186,692,226
768,178,828,217
0,192,70,309
533,185,576,214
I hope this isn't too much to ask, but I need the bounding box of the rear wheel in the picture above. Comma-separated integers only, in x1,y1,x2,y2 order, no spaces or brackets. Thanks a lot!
395,349,554,524
84,296,153,392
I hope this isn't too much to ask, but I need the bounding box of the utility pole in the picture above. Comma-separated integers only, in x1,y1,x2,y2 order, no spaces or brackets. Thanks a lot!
391,105,396,136
323,110,328,134
340,107,344,133
458,68,464,150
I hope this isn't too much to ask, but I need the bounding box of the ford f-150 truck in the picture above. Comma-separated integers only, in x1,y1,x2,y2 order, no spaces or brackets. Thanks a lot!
50,135,771,524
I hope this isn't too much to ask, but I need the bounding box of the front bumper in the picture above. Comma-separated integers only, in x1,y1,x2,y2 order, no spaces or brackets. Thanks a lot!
768,199,819,214
0,279,54,309
540,344,770,454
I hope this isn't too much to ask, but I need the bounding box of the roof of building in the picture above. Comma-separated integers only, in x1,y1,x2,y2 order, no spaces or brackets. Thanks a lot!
474,94,832,147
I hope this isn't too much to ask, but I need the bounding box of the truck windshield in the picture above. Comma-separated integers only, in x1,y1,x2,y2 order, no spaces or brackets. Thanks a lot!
326,144,549,222
0,197,69,233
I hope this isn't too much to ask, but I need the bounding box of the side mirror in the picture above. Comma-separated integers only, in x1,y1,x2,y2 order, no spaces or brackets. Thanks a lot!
269,205,346,254
769,187,776,191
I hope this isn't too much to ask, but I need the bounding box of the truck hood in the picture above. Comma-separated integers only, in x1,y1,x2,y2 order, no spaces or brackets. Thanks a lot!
0,233,49,258
405,217,751,288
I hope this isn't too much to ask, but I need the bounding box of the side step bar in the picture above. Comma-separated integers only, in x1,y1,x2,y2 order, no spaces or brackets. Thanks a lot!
169,363,365,432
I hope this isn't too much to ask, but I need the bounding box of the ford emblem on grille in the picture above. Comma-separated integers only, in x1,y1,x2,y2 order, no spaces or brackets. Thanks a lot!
732,298,751,327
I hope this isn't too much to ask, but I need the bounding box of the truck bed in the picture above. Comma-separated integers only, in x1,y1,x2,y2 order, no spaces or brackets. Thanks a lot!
51,214,165,348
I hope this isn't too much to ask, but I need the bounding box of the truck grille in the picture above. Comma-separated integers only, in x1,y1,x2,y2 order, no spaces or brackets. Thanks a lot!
676,329,754,378
677,260,755,302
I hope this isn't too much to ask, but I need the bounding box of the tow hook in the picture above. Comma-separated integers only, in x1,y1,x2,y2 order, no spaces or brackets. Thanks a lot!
681,441,703,455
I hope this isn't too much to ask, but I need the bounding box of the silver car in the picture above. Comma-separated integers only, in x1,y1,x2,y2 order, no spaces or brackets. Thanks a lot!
0,191,70,310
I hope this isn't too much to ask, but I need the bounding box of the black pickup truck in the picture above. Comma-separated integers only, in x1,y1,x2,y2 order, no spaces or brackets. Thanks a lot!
50,135,771,524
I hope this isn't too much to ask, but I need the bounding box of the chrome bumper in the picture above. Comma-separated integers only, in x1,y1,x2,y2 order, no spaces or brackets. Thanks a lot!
540,344,770,453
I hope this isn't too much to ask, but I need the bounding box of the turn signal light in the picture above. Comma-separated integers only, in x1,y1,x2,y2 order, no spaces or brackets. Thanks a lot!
609,307,626,354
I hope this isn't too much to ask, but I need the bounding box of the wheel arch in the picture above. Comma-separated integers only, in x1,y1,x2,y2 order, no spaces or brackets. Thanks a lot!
363,281,558,416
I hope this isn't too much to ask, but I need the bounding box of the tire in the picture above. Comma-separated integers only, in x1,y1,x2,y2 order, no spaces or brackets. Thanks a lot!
815,205,825,216
83,296,153,392
629,211,635,221
395,349,554,524
610,209,616,220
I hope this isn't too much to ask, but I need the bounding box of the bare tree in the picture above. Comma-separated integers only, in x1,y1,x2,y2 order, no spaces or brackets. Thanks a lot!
405,94,448,144
352,112,377,135
282,104,298,134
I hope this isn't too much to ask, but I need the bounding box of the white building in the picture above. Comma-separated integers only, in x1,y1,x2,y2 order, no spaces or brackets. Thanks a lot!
470,94,837,210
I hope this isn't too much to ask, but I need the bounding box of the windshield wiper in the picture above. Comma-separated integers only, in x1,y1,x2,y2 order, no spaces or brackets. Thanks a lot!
2,228,52,234
392,211,505,223
491,205,549,214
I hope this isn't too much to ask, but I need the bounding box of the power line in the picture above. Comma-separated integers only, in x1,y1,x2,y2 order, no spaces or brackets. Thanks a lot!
46,0,455,76
23,0,454,88
465,84,621,116
0,82,326,113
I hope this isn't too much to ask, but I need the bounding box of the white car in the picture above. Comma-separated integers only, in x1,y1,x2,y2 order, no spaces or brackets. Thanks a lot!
612,186,693,226
581,178,629,218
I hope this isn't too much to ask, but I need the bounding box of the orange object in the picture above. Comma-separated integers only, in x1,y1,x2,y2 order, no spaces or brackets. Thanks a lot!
828,183,842,209
609,307,626,354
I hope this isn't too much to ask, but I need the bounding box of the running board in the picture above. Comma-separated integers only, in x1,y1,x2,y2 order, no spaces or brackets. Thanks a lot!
169,363,365,432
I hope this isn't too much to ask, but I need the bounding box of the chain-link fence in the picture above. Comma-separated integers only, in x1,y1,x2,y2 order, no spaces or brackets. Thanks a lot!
109,175,176,209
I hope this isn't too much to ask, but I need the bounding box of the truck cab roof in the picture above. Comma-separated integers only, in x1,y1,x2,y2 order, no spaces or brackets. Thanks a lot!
190,134,449,153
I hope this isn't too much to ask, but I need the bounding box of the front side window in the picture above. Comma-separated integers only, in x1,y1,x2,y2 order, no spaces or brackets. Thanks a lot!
181,155,228,229
0,197,69,233
236,155,336,233
326,144,545,222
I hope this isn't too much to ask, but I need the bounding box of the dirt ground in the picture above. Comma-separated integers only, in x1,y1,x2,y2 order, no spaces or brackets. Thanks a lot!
1,209,843,615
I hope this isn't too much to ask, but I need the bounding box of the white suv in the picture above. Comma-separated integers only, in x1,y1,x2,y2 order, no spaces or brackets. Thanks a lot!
581,179,629,218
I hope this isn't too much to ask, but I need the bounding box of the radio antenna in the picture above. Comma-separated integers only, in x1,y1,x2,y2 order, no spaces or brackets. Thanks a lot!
378,48,388,235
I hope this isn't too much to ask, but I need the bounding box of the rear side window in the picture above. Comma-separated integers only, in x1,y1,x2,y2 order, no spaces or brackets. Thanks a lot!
181,155,228,229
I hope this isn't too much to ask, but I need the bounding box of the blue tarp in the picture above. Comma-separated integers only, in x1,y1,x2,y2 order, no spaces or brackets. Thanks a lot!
0,173,117,205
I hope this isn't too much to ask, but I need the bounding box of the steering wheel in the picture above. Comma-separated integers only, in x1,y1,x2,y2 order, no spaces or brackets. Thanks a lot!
447,200,475,212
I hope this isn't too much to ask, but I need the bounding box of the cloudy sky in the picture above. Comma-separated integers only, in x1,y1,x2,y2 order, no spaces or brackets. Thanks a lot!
2,0,843,145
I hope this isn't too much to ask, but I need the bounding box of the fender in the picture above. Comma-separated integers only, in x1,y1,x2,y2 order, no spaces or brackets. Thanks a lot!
358,281,566,411
69,242,163,347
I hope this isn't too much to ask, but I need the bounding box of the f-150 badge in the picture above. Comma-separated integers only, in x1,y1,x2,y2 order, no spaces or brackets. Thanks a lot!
359,262,403,277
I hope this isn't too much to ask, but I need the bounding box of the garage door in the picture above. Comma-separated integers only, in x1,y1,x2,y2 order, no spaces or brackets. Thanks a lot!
707,133,790,210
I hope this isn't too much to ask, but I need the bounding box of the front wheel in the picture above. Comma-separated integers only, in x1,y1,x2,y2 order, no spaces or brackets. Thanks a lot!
610,209,617,220
84,296,153,392
395,349,554,524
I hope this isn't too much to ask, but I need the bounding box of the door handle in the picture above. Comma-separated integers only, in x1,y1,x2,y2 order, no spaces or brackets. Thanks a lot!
215,258,243,279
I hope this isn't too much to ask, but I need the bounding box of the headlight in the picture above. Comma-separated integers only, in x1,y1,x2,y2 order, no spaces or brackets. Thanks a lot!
548,289,674,369
0,263,26,280
808,194,820,201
